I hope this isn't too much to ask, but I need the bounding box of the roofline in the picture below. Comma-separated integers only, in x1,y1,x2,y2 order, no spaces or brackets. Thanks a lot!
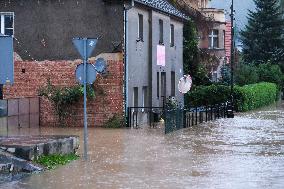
134,0,189,21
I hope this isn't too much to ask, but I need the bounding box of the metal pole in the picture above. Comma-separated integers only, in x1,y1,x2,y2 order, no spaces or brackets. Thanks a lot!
83,38,88,160
230,0,234,101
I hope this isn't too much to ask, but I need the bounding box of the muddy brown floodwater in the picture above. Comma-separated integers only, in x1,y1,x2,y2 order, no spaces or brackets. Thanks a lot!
1,103,284,189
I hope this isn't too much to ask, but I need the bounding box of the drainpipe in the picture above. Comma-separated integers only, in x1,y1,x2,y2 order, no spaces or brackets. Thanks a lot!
124,0,134,126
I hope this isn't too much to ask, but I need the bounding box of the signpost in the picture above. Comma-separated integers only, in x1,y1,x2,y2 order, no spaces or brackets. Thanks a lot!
73,38,106,160
0,35,14,99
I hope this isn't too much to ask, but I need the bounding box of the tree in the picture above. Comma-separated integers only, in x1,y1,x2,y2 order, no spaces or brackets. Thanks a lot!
241,0,284,65
183,20,211,86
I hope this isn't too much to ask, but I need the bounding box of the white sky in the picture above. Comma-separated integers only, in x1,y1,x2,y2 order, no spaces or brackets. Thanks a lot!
209,0,256,30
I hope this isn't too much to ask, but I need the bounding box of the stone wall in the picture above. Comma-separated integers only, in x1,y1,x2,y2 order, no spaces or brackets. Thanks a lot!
3,53,124,127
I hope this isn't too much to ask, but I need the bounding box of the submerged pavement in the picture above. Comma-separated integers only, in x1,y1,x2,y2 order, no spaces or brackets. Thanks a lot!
1,103,284,189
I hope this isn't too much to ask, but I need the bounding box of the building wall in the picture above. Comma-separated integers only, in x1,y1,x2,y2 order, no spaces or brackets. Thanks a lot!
0,0,124,61
3,53,124,127
127,6,184,109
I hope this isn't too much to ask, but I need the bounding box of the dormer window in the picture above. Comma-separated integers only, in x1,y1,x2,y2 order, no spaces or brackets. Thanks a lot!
0,12,14,36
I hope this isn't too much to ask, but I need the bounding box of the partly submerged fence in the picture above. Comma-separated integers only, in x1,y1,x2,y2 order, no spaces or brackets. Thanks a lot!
127,103,229,134
0,97,40,131
165,103,228,134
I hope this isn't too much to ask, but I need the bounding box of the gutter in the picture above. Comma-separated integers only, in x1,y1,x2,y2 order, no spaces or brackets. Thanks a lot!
124,0,134,125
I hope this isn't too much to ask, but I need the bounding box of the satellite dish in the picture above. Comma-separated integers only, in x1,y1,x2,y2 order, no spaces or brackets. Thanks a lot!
178,75,192,94
94,58,107,73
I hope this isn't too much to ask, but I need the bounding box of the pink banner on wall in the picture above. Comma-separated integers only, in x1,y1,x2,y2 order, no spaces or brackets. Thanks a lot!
157,45,165,66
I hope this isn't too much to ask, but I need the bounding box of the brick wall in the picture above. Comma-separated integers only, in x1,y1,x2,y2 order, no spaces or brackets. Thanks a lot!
3,53,124,127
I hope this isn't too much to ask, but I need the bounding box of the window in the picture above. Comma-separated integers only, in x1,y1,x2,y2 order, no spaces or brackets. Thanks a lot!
157,72,160,98
170,24,174,47
0,12,14,36
223,30,226,49
142,86,148,107
138,14,143,41
161,72,166,97
209,30,219,49
159,19,164,44
171,71,175,96
133,87,138,107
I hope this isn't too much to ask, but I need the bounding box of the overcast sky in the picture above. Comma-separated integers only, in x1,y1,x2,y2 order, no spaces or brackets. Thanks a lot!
209,0,256,30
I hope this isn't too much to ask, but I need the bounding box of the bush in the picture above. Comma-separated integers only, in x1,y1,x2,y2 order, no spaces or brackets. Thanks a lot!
233,82,277,112
185,84,231,107
185,82,278,112
35,153,79,170
235,63,259,86
103,114,124,128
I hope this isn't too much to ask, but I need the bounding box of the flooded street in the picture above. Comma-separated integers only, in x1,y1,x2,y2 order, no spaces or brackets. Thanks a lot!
1,103,284,189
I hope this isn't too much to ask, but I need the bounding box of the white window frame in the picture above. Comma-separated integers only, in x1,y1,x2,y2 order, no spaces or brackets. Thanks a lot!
0,12,14,36
209,29,219,49
137,13,143,41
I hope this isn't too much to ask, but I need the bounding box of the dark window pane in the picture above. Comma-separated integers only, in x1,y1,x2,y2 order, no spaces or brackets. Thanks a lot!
138,14,143,40
213,30,218,35
159,19,163,44
5,15,13,28
161,72,166,97
133,87,138,107
157,72,160,98
5,29,13,36
213,37,218,48
171,71,175,96
170,24,174,46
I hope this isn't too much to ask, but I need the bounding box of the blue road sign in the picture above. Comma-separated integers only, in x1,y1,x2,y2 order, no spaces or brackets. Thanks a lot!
94,58,107,73
72,38,98,59
0,36,14,85
75,63,97,84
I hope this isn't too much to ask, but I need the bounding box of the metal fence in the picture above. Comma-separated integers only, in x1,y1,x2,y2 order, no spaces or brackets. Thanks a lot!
165,103,228,134
0,97,40,131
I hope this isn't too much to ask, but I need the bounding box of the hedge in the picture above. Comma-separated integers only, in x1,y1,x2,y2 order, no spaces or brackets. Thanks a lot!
185,82,278,112
233,82,277,112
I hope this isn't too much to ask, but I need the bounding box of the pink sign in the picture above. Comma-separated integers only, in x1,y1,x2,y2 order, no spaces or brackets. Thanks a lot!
157,45,165,66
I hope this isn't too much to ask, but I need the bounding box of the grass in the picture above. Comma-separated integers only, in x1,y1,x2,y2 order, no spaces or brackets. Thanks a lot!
34,153,79,170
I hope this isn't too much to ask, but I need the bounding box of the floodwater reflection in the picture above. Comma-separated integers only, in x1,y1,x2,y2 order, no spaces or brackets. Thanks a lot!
1,103,284,189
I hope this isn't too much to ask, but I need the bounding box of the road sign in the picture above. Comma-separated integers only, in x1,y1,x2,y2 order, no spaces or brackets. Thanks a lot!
0,36,14,85
73,38,98,59
94,58,107,73
75,63,97,84
178,75,192,94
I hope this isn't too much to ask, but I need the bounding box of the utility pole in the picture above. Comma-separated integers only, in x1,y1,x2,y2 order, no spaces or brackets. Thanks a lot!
227,0,235,118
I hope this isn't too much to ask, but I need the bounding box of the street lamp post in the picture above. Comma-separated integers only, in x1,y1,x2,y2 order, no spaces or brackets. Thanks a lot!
227,0,235,118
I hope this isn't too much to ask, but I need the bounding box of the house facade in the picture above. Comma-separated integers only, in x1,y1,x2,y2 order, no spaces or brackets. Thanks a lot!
126,0,185,111
0,0,186,126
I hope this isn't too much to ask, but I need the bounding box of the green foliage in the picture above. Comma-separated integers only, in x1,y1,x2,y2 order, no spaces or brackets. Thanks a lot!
234,82,277,112
185,82,278,112
235,63,259,86
35,153,79,170
235,63,284,88
183,20,211,86
185,84,231,107
241,0,284,65
103,114,124,128
220,64,232,85
39,79,95,125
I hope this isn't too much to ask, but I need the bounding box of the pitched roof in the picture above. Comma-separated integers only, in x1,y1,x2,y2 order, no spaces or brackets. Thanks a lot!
134,0,188,20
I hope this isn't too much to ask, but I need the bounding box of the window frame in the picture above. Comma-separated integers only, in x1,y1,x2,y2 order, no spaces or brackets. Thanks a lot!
170,24,175,47
138,13,143,42
0,12,14,36
159,19,164,45
209,29,219,49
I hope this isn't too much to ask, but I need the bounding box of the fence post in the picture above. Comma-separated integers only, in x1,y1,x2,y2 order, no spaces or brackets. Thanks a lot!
195,107,198,125
183,109,186,128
